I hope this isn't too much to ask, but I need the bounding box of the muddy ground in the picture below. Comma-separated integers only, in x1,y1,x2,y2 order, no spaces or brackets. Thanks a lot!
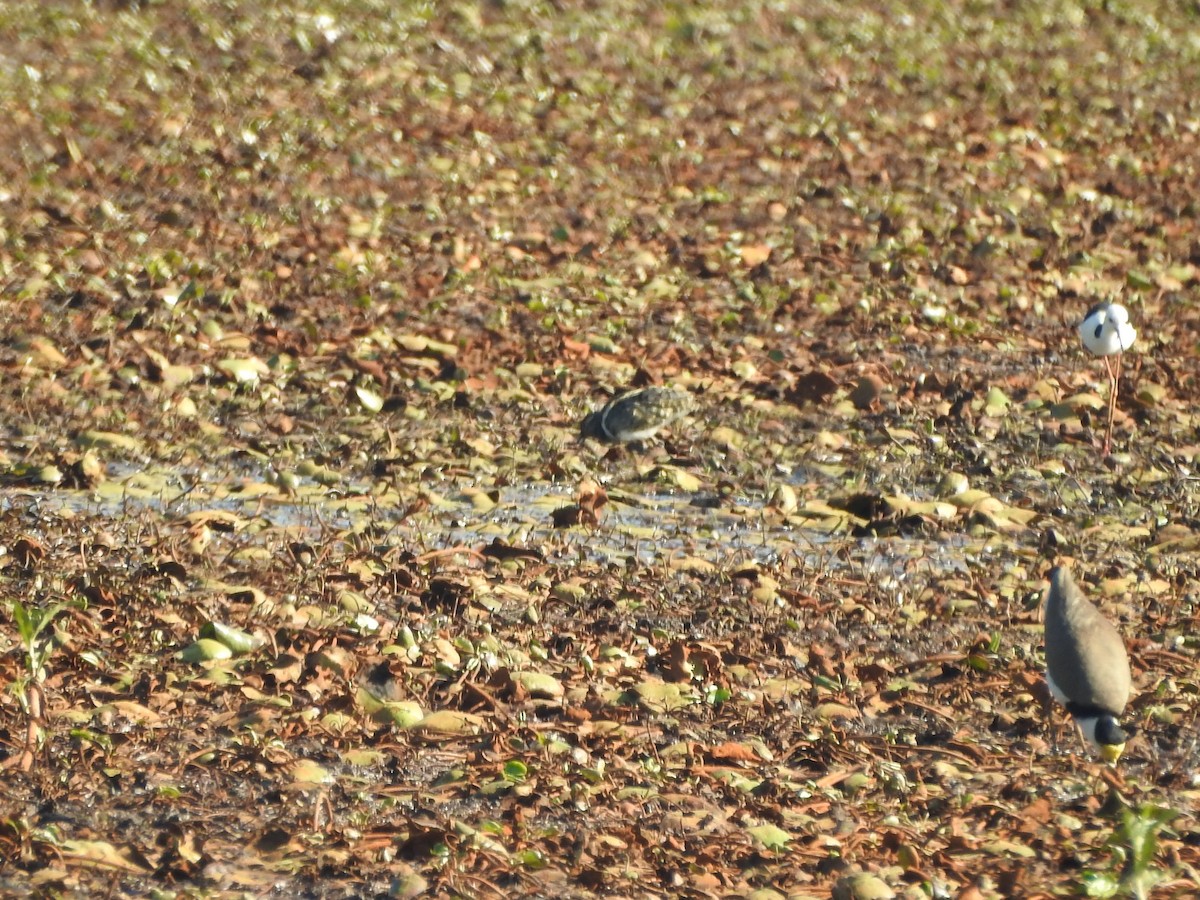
1,2,1200,898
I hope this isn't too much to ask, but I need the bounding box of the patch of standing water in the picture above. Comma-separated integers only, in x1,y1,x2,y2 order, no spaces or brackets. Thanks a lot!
4,463,978,580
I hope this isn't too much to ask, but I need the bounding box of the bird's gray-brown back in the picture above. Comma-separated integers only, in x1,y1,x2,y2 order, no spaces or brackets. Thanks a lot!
1044,566,1130,715
580,386,695,443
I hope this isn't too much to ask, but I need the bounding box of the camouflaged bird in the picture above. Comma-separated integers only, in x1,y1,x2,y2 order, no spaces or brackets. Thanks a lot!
580,386,696,443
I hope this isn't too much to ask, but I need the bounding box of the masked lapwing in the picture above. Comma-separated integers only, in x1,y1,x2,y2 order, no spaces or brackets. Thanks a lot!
1043,565,1132,763
1078,300,1137,455
580,386,695,444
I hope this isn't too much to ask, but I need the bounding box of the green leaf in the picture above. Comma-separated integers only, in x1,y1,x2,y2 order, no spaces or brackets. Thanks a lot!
12,600,33,645
354,384,384,413
199,621,259,655
1079,870,1120,898
179,639,234,663
514,849,546,869
984,386,1010,416
747,823,791,851
503,760,528,783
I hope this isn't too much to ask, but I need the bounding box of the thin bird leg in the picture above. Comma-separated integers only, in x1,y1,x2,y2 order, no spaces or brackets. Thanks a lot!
1050,711,1065,756
1102,354,1118,455
1041,688,1066,757
1109,352,1125,454
1114,349,1124,420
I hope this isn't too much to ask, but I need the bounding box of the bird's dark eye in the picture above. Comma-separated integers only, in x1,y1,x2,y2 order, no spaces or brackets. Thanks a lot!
1093,324,1103,339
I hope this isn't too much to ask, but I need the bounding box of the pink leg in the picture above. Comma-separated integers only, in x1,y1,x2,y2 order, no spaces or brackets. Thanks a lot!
1102,352,1123,455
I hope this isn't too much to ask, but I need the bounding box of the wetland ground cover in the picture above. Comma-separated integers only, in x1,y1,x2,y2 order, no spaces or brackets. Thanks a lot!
2,0,1200,897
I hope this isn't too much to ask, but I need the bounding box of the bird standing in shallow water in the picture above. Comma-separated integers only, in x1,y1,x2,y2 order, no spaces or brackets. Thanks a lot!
1043,565,1132,764
580,386,695,444
1078,300,1136,455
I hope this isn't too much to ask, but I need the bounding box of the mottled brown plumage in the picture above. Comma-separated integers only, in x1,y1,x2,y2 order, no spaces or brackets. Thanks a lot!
580,387,695,443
